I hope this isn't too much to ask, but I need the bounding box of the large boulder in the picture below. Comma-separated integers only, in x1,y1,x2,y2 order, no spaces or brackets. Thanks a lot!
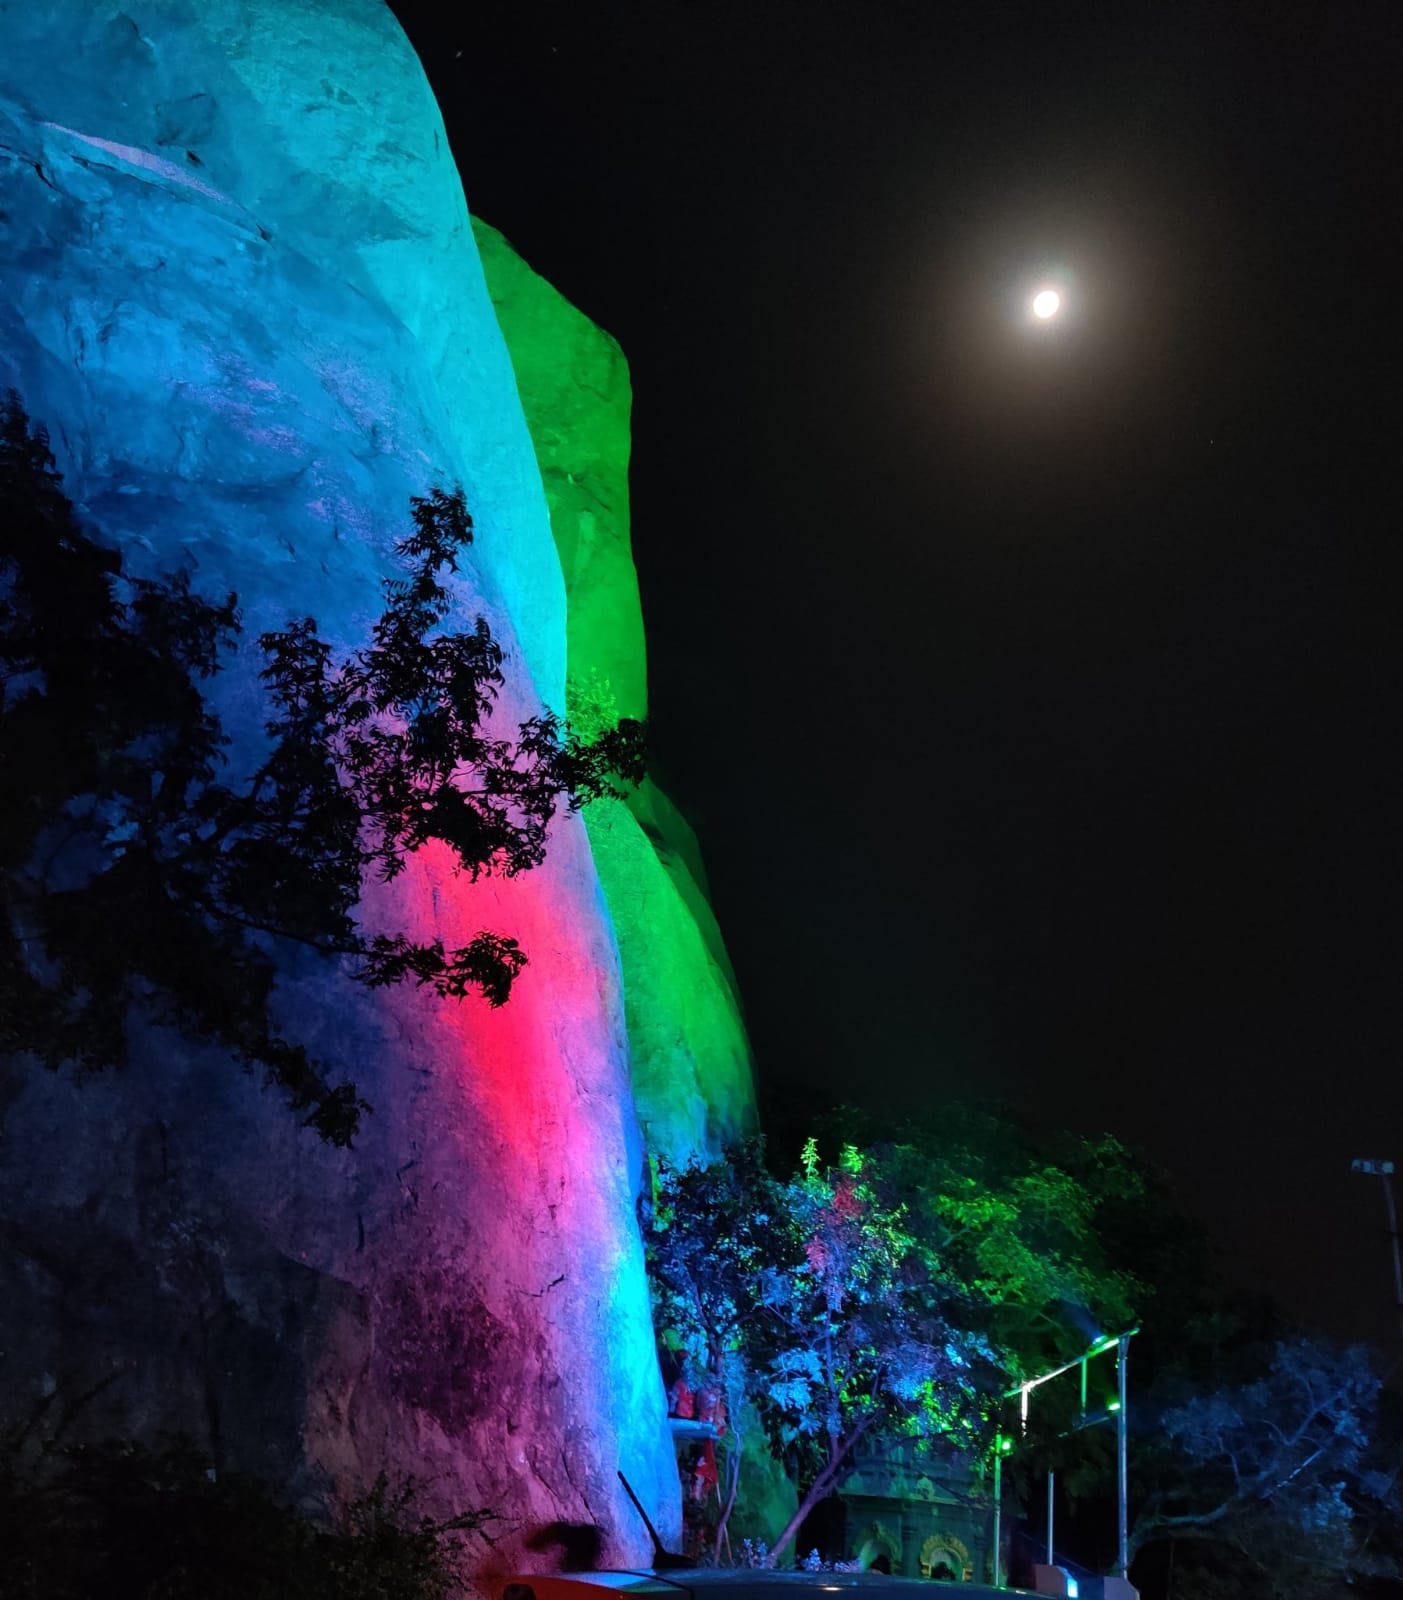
0,0,676,1568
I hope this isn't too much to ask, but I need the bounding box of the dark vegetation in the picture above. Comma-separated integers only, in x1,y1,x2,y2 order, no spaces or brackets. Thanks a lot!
0,394,644,1144
0,1428,490,1600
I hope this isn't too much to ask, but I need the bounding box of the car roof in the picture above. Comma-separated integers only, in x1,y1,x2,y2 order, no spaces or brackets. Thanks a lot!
498,1571,1038,1600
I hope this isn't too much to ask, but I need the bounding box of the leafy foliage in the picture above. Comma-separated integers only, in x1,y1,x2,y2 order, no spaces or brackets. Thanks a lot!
649,1112,1176,1567
753,1138,997,1469
806,1105,1145,1374
649,1141,780,1559
654,1107,1403,1592
874,1112,1142,1383
564,665,622,743
650,1139,774,1384
650,1137,1005,1563
1128,1333,1398,1598
0,1433,491,1599
799,1107,1169,1518
0,395,645,1144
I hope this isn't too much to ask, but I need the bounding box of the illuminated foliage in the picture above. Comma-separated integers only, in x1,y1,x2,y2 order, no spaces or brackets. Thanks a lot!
873,1112,1144,1382
650,1112,1164,1565
564,666,621,744
648,1140,775,1556
751,1139,1000,1561
0,395,644,1144
656,1109,1402,1589
651,1138,1002,1564
650,1140,770,1377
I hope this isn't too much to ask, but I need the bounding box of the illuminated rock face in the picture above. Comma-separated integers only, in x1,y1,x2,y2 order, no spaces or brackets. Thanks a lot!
474,222,758,1164
0,0,675,1565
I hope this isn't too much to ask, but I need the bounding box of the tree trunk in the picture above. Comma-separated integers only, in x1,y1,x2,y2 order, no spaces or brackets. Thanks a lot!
767,1473,836,1568
713,1431,743,1564
765,1427,870,1566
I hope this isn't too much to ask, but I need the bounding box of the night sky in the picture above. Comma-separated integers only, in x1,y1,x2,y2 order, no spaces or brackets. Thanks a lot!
388,2,1401,1348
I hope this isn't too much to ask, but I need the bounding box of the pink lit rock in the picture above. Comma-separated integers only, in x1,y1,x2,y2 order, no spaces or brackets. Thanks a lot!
0,0,676,1569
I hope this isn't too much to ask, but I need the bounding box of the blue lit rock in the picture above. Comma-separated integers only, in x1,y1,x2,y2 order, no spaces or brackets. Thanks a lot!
0,0,675,1564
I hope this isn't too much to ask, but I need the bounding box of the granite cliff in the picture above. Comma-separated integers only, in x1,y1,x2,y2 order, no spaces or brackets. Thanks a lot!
472,220,757,1167
0,0,754,1570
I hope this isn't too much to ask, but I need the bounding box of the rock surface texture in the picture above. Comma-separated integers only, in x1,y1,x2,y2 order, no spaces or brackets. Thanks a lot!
0,0,753,1568
473,221,757,1164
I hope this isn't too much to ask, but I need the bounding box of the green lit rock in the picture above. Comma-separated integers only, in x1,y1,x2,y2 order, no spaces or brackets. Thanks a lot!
726,1393,801,1553
472,221,644,723
584,788,756,1162
475,221,757,1164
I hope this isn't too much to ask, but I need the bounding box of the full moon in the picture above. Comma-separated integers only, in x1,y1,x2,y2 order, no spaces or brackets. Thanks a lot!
1032,288,1061,319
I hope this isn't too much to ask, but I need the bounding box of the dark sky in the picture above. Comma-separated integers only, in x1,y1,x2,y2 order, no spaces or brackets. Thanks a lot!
388,1,1401,1348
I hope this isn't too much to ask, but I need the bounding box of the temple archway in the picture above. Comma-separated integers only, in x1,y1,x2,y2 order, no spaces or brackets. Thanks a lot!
919,1532,972,1582
855,1522,901,1573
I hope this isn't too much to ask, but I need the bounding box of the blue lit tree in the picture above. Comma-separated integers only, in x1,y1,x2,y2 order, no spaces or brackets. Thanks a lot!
652,1138,1003,1565
650,1116,1157,1566
748,1138,1000,1563
655,1110,1403,1586
1129,1335,1395,1598
648,1140,774,1558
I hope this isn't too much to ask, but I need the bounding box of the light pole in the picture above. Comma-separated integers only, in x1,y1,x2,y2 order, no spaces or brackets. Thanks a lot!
991,1432,1012,1586
1350,1159,1403,1342
1047,1470,1055,1567
992,1442,1000,1586
1116,1331,1130,1577
1004,1329,1138,1582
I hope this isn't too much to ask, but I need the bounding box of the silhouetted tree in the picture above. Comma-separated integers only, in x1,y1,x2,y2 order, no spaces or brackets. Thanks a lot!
1123,1332,1399,1600
0,394,643,1144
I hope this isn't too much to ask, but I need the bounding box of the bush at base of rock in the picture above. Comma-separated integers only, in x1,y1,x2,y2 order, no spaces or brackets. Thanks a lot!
0,1434,492,1600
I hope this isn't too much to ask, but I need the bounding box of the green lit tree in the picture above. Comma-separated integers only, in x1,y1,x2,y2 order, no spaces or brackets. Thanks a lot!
813,1104,1144,1380
0,394,644,1144
750,1138,1000,1563
651,1138,1004,1565
650,1115,1157,1566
